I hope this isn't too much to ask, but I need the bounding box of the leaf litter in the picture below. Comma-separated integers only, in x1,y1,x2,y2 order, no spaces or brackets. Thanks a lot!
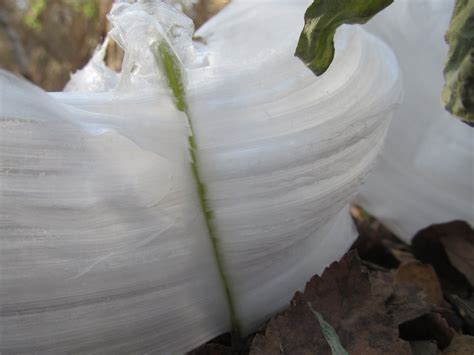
189,210,474,354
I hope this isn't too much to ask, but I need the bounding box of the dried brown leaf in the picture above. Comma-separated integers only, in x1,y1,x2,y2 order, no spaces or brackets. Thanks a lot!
350,207,416,268
399,312,456,349
395,262,444,305
412,222,472,298
409,341,438,355
249,252,430,355
438,221,474,287
442,335,474,355
448,295,474,334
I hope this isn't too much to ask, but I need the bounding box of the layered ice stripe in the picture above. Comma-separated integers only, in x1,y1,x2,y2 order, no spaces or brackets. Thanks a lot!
0,71,229,354
188,0,402,332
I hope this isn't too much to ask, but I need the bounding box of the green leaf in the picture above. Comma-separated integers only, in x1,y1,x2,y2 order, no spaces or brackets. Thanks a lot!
442,0,474,125
295,0,393,76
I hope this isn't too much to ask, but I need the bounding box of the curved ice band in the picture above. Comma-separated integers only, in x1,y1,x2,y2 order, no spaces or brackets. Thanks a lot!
0,0,401,353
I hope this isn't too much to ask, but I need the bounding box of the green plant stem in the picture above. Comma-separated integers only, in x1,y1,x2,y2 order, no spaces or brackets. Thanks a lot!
153,41,241,338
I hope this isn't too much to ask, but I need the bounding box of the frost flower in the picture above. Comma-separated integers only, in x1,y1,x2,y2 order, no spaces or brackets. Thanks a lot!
0,0,401,353
357,0,474,241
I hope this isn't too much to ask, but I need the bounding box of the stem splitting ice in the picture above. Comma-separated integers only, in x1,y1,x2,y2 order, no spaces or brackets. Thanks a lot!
153,41,241,335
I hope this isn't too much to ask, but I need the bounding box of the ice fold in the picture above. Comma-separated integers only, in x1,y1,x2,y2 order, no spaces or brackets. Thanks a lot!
0,68,230,353
1,0,401,353
358,0,474,242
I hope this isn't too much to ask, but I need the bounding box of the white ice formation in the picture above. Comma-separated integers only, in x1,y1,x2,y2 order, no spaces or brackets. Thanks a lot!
0,0,401,353
358,0,474,242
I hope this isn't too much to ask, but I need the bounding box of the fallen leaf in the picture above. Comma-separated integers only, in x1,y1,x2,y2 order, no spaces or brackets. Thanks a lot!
412,222,472,298
447,295,474,335
442,335,474,355
435,304,465,334
438,221,474,287
395,262,444,305
351,206,415,268
399,312,456,349
409,341,438,355
351,219,402,269
249,251,427,354
370,271,432,325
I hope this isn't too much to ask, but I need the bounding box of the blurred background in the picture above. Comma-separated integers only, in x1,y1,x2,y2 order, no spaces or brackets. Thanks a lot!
0,0,229,91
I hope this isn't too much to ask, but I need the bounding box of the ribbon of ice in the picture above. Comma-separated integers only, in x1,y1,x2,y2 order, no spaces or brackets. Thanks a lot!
0,0,401,353
358,0,474,242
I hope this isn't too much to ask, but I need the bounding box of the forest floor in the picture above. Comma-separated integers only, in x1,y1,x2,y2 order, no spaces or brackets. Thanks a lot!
189,207,474,355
